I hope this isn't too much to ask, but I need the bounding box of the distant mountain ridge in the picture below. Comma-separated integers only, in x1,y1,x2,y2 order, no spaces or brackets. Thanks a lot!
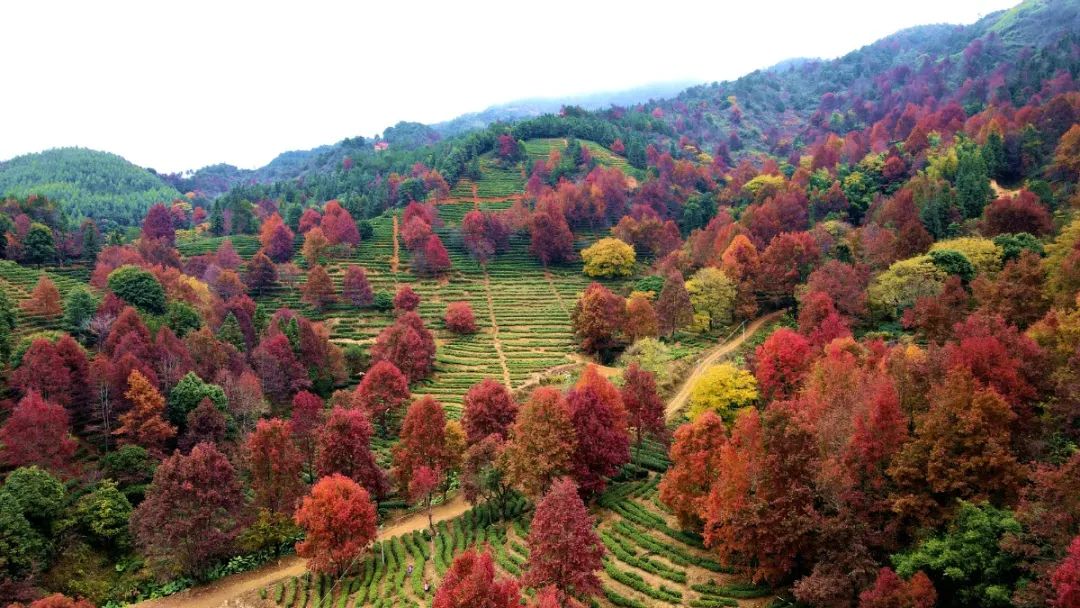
430,81,698,136
2,0,1076,219
152,81,697,199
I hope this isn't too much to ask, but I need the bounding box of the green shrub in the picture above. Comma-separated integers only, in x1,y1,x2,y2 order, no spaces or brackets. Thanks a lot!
107,265,166,313
373,290,394,311
604,585,648,608
603,560,682,604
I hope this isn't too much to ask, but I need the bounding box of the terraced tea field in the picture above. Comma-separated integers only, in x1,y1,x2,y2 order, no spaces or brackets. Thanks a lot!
258,440,772,608
523,138,644,182
448,157,525,200
188,200,619,418
447,138,642,203
0,260,96,338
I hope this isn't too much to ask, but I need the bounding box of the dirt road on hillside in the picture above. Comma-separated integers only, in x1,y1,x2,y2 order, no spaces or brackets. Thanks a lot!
133,312,783,608
133,496,470,608
665,311,787,421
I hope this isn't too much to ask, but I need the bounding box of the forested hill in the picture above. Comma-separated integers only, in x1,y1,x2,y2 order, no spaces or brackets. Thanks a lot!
645,0,1080,159
202,0,1079,221
0,148,181,230
3,0,1077,227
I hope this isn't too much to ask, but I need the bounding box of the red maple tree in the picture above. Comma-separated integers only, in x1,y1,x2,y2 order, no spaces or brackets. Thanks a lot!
571,283,625,355
391,396,448,494
462,378,518,445
342,265,374,306
524,477,604,600
352,360,410,435
245,418,306,515
659,410,727,527
858,568,937,608
393,285,420,312
620,363,665,444
502,387,576,498
433,548,522,608
114,369,176,457
316,407,389,499
444,301,478,334
370,312,436,383
566,366,629,496
132,442,244,575
0,390,77,473
753,328,813,401
294,474,378,576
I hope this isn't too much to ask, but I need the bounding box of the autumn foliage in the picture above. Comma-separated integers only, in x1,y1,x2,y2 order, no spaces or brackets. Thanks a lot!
370,311,436,383
132,442,244,575
391,396,448,494
294,474,378,576
462,378,517,444
566,365,629,495
353,360,410,434
21,276,62,318
0,391,76,473
245,418,305,515
114,369,176,457
502,387,575,499
6,14,1080,605
524,477,604,600
444,301,477,334
433,549,521,608
316,407,389,499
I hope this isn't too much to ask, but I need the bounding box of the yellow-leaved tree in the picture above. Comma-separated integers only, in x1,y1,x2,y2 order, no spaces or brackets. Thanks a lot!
686,267,737,332
581,237,636,278
867,255,946,320
928,237,1002,275
687,362,758,422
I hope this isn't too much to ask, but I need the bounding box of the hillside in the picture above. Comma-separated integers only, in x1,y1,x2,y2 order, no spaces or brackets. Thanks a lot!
172,82,695,200
0,147,182,228
1,1,1080,608
621,0,1080,159
202,0,1079,217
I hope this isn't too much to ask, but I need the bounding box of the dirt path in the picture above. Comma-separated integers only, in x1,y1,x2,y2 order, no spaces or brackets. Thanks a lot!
665,311,786,421
434,193,524,207
990,179,1018,198
390,215,400,275
133,496,471,608
544,271,572,317
483,271,513,389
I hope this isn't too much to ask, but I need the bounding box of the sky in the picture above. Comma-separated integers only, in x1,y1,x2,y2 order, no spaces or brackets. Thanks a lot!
0,0,1019,173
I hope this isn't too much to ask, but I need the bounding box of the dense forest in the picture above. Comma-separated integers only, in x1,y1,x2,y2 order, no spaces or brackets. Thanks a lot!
1,1,1080,608
0,149,181,231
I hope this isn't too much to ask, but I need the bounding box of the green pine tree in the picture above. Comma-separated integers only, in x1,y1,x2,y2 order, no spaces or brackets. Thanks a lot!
217,313,246,351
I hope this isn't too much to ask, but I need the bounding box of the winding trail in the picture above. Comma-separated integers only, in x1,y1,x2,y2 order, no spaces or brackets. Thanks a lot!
390,215,400,275
483,271,513,389
990,179,1018,198
665,310,786,421
130,311,784,608
132,496,470,608
544,271,572,318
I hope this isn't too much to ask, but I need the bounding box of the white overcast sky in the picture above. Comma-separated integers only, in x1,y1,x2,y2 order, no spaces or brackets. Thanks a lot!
1,0,1018,173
